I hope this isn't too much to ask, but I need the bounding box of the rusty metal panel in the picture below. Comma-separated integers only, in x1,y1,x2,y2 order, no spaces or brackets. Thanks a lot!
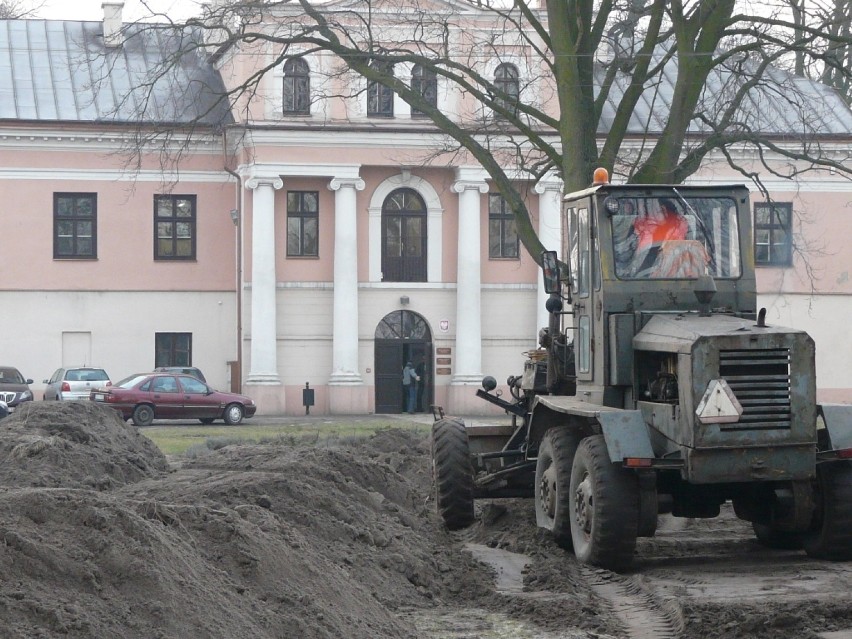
686,444,816,483
597,410,654,463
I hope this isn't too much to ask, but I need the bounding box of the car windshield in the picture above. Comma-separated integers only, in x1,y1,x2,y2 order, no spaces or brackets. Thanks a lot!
115,374,150,389
67,368,110,382
610,195,741,280
0,368,24,383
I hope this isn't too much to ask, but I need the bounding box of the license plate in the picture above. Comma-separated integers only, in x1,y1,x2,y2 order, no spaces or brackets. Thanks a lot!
93,394,106,402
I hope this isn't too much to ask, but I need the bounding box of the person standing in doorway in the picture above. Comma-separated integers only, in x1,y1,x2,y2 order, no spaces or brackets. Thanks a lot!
415,356,427,412
402,361,420,413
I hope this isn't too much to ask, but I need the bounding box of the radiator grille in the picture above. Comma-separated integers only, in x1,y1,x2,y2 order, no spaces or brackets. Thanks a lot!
719,348,791,429
0,392,15,403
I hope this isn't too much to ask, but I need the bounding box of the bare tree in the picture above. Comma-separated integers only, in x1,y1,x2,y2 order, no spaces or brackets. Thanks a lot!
0,0,43,19
104,0,852,261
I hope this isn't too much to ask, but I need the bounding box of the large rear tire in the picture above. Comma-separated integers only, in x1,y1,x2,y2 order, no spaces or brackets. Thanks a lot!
569,435,639,571
431,417,475,530
803,461,852,560
535,428,580,549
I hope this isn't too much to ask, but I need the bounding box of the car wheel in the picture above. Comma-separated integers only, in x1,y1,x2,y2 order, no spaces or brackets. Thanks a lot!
132,404,155,427
223,403,244,425
199,418,215,425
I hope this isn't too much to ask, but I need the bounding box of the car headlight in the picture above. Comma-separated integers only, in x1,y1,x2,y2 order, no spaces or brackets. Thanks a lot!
20,391,33,401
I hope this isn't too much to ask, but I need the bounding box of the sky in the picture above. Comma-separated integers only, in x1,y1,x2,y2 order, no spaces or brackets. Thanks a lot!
36,0,202,21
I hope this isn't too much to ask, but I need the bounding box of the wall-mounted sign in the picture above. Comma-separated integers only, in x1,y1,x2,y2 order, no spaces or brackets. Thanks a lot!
436,347,451,355
437,358,451,365
439,320,449,332
436,367,452,375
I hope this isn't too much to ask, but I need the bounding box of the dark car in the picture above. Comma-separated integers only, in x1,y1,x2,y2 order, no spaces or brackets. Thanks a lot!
0,366,35,412
153,366,207,383
90,372,256,426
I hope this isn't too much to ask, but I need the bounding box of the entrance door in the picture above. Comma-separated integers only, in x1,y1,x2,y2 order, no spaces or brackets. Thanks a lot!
374,310,432,414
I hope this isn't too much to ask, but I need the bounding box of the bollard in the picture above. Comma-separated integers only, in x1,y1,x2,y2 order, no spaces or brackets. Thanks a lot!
302,382,315,415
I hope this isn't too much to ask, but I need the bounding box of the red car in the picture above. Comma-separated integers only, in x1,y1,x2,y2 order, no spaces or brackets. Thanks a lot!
91,372,257,426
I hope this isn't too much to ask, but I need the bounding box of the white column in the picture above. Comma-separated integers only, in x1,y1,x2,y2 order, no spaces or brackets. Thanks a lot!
534,176,563,338
328,177,365,384
451,177,488,384
245,176,283,384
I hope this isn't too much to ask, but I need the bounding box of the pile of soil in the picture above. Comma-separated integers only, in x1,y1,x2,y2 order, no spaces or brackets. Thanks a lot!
3,402,849,639
0,403,497,638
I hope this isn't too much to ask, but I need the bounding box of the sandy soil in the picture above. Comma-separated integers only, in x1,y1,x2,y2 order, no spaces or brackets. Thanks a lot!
1,402,851,638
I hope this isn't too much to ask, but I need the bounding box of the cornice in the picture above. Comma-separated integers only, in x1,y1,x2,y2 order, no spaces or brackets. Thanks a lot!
0,167,233,183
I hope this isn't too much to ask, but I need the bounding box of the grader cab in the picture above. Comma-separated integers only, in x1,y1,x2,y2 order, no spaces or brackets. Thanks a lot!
431,170,852,570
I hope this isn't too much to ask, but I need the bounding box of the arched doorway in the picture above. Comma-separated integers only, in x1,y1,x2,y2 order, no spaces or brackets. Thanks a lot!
374,310,432,414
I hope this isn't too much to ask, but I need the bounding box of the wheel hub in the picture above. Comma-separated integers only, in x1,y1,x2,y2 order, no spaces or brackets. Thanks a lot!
574,473,593,535
540,464,557,519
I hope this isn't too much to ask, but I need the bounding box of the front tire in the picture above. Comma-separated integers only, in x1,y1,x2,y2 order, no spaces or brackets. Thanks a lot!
569,435,640,571
431,417,475,530
132,404,154,427
803,461,852,560
223,403,244,425
535,428,580,549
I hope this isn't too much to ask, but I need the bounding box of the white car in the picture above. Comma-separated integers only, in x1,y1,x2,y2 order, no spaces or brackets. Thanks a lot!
43,366,112,401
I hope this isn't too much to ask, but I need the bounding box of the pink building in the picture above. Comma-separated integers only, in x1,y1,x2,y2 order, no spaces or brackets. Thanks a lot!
1,3,851,415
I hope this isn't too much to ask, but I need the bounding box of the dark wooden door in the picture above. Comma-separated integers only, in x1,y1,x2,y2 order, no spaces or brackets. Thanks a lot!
375,340,404,413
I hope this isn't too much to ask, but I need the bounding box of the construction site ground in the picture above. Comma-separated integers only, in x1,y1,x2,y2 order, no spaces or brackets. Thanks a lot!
1,401,851,639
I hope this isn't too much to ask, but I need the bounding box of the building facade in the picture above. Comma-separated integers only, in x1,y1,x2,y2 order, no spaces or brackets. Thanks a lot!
1,3,851,415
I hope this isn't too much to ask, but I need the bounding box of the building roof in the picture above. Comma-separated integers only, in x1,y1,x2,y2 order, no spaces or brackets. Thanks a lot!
597,50,852,137
0,19,232,126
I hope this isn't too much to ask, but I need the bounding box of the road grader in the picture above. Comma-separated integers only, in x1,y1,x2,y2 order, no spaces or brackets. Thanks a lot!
431,169,852,571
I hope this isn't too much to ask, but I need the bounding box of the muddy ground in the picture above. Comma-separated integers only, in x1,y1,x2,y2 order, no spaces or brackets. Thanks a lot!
1,402,851,638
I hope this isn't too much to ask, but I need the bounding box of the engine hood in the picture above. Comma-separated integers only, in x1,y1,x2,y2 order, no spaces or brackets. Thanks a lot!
632,313,809,354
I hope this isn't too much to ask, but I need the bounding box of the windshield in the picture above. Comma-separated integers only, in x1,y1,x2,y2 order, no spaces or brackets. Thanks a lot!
0,368,24,384
610,195,741,279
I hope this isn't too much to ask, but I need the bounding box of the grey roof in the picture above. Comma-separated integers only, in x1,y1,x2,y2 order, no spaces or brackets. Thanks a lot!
597,50,852,137
0,19,232,126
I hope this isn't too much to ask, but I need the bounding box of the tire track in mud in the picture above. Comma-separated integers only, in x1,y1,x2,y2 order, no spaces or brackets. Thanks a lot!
579,566,684,639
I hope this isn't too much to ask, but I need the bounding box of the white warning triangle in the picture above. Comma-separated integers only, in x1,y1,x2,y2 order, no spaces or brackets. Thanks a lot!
695,379,743,424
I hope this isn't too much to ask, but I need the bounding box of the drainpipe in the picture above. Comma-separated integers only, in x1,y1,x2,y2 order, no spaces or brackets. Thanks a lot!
223,127,242,392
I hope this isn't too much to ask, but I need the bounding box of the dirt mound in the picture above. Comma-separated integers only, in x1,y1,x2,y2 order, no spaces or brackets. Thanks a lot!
0,402,167,489
0,411,491,638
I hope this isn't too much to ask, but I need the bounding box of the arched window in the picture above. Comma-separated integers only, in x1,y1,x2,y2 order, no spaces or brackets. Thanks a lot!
367,62,395,117
382,188,426,282
283,58,310,114
494,62,519,116
410,64,437,117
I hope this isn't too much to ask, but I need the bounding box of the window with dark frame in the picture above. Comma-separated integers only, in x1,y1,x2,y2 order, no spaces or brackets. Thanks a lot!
410,64,437,117
155,332,192,367
283,58,310,114
488,194,519,259
53,193,97,259
286,191,319,257
754,202,792,266
494,62,520,117
154,194,196,260
367,62,395,117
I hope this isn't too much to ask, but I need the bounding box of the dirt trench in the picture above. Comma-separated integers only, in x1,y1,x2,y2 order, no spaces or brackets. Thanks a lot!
1,402,852,639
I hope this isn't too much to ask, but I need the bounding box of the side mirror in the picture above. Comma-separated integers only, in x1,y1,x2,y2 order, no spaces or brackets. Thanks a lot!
541,250,561,294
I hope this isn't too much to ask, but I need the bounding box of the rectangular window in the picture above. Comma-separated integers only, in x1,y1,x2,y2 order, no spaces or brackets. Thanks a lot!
154,195,196,260
155,332,192,367
286,191,319,256
754,202,792,266
54,193,97,259
367,62,395,117
488,194,519,259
